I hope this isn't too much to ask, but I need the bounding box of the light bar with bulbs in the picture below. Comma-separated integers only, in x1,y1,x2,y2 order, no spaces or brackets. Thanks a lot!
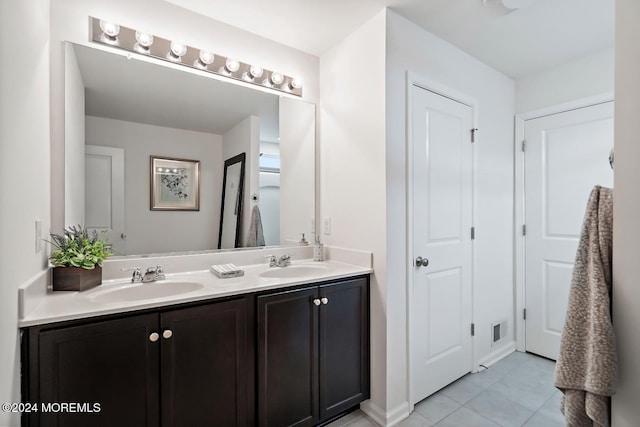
90,17,303,97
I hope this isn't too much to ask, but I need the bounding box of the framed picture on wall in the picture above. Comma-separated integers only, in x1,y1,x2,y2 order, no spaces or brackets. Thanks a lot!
150,156,200,211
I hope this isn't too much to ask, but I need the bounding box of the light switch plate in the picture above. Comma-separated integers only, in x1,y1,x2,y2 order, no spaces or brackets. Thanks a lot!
323,217,331,235
35,220,42,253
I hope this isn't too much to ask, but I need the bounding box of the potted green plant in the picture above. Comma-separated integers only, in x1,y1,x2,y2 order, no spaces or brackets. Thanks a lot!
48,225,113,291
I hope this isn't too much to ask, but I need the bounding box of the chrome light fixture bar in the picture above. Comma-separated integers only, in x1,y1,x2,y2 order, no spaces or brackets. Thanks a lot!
90,17,303,97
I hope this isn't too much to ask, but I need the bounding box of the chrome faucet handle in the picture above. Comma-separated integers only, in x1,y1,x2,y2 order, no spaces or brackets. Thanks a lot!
264,255,277,267
121,266,142,282
155,265,166,280
278,253,293,267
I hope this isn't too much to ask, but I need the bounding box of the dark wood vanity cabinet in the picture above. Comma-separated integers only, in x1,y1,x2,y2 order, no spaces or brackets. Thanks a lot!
257,277,370,427
22,275,369,427
23,297,251,427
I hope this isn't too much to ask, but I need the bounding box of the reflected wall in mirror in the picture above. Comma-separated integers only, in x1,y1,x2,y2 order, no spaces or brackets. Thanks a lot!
218,153,245,249
64,42,316,256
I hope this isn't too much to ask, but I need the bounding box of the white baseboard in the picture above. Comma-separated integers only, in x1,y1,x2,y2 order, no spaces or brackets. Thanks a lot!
478,341,517,369
360,400,410,427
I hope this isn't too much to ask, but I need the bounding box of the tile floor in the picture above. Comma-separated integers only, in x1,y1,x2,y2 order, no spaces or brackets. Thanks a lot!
327,351,564,427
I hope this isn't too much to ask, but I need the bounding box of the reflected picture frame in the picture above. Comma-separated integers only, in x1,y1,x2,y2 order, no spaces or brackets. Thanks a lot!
150,156,200,211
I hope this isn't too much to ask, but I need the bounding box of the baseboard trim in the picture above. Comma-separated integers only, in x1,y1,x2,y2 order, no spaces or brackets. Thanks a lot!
360,400,410,427
478,341,517,369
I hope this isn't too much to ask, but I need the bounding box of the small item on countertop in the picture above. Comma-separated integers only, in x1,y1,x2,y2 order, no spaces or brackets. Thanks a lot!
210,263,245,278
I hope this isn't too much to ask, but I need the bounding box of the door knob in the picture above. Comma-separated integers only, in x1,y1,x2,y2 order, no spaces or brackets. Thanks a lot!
415,256,429,267
149,332,159,342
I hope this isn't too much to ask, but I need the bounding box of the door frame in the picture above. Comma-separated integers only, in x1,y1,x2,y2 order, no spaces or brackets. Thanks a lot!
405,71,478,411
514,92,614,352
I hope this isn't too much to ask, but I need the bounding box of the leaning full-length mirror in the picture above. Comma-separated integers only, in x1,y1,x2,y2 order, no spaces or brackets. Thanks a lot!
64,42,316,256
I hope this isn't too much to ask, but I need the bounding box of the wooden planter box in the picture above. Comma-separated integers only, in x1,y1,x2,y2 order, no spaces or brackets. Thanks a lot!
52,266,102,291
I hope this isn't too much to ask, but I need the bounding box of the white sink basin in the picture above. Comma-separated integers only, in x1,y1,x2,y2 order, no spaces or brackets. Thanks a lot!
259,265,329,279
88,281,204,304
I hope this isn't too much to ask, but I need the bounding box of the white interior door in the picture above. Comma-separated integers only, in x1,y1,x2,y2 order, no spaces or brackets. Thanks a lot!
411,85,473,404
524,102,614,360
85,145,126,255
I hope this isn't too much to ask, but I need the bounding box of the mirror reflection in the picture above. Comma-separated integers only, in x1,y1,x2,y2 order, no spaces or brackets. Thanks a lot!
64,43,315,256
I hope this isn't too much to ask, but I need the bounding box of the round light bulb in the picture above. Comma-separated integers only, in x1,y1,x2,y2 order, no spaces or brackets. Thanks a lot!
170,42,187,58
99,20,120,38
249,65,264,79
198,50,215,65
270,72,284,85
135,31,154,48
225,58,240,73
289,78,302,90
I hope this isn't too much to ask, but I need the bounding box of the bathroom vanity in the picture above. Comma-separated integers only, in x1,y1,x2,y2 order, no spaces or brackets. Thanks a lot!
19,255,371,427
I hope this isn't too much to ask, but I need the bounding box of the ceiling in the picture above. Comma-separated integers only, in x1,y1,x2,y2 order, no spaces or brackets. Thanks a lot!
164,0,614,78
74,44,279,141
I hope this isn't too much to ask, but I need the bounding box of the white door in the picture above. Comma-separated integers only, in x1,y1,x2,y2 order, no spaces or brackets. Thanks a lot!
524,102,614,360
411,85,473,404
85,145,126,255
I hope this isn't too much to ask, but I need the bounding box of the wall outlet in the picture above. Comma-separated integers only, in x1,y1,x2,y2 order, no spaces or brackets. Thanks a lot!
323,217,331,235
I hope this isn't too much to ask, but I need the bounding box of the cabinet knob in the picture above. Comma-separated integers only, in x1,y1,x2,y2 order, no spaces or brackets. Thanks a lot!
313,298,321,306
162,330,173,339
149,332,159,342
321,297,329,305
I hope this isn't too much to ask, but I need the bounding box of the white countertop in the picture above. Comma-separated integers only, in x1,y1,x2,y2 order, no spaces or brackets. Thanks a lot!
19,259,372,327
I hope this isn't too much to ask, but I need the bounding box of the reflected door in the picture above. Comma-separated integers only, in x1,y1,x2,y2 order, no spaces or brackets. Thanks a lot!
85,145,125,254
524,102,614,359
411,85,473,403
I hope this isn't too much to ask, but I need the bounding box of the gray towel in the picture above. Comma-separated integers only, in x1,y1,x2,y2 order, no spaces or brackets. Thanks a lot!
554,186,615,427
245,205,265,247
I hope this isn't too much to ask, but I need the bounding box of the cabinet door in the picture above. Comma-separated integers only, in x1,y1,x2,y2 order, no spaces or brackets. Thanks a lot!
319,278,370,419
160,298,250,427
257,287,318,427
38,313,159,427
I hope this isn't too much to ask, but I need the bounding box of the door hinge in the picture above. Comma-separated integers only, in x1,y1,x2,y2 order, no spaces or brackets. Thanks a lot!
523,308,527,320
471,227,476,240
521,140,526,152
471,323,475,336
522,224,526,236
471,128,478,143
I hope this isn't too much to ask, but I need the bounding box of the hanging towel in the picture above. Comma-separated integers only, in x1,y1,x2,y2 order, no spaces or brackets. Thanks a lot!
555,186,616,427
245,205,265,247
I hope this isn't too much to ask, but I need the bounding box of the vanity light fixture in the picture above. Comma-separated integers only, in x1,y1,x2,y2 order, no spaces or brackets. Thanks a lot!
195,50,215,69
242,65,264,82
220,58,240,75
134,31,154,53
269,72,284,86
99,20,120,45
289,78,302,90
89,17,303,96
167,41,187,62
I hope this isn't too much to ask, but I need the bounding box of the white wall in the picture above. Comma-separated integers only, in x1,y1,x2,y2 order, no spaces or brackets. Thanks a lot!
64,43,85,227
223,116,260,246
612,1,640,425
320,9,388,420
86,116,223,255
515,48,614,114
0,1,51,426
279,98,316,244
49,0,320,233
385,9,515,417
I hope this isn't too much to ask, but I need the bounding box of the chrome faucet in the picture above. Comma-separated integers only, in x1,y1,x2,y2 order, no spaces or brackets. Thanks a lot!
142,265,166,282
265,254,293,267
122,266,142,282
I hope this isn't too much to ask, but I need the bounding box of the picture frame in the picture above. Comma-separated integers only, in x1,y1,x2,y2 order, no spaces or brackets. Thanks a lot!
150,156,200,211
